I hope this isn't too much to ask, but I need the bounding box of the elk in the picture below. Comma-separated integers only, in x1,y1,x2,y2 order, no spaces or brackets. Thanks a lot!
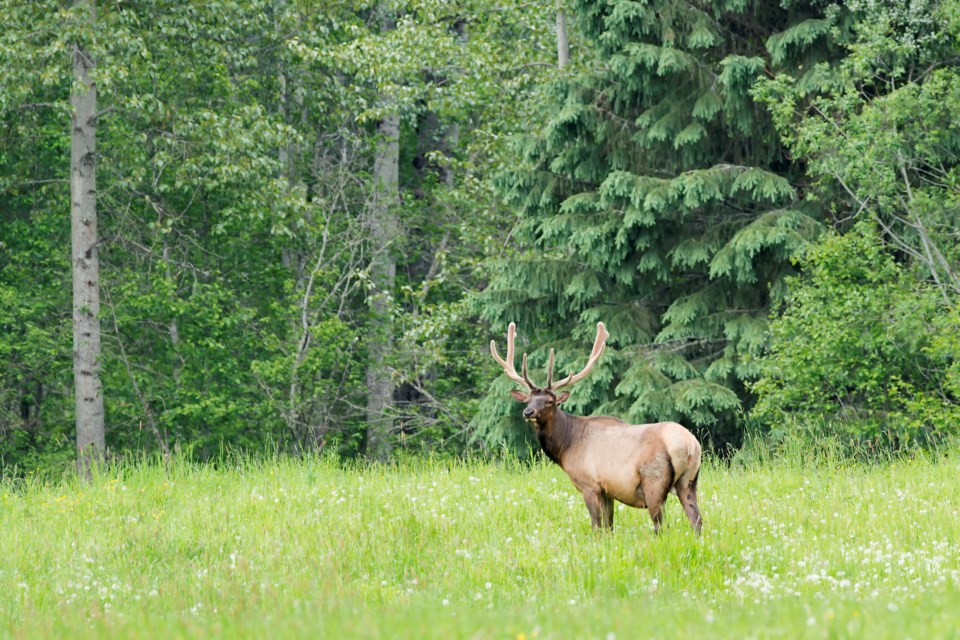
490,322,702,534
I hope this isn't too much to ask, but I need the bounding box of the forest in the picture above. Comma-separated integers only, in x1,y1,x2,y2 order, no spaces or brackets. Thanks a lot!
2,0,960,472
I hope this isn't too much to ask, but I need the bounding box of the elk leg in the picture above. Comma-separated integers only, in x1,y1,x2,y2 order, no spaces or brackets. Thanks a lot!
680,488,702,534
647,502,663,534
675,475,702,535
582,489,614,530
600,493,614,529
582,490,603,529
642,477,673,535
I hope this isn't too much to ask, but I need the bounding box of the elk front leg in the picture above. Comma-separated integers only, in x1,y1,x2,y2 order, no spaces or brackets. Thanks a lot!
582,488,614,530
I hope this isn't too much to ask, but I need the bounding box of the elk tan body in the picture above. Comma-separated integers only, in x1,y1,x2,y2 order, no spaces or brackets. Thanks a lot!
492,322,702,533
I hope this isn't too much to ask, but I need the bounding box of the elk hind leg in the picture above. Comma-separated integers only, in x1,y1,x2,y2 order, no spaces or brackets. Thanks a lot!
674,467,702,534
642,472,673,535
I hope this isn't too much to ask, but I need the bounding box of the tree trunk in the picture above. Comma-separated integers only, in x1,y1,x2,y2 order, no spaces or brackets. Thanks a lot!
71,0,104,478
556,2,569,69
364,112,400,461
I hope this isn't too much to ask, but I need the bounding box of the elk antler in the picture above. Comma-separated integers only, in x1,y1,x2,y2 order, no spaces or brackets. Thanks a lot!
490,322,535,390
549,322,609,391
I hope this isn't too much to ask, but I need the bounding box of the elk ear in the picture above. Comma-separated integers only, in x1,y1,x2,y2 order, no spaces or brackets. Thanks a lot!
509,389,530,403
555,391,571,404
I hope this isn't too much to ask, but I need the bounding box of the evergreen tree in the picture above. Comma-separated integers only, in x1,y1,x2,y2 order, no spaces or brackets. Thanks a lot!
758,0,960,300
749,0,960,450
475,0,835,449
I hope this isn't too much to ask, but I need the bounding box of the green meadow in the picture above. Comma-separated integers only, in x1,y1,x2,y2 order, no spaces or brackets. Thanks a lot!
3,452,960,639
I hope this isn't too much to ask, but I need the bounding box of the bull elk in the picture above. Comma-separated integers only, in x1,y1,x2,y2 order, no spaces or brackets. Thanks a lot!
491,322,702,534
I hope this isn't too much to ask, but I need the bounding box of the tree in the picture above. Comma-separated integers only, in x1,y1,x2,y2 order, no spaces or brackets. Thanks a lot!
556,0,569,69
2,1,321,464
746,0,960,451
750,221,951,450
365,38,402,460
70,0,104,476
0,1,77,468
1,0,560,467
292,0,561,456
0,0,111,473
756,0,960,301
474,0,832,450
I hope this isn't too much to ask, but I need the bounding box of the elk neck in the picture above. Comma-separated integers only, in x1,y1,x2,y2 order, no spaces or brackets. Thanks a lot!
534,407,586,466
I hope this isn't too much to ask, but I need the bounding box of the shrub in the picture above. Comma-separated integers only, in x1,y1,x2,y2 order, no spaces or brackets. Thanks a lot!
750,220,958,451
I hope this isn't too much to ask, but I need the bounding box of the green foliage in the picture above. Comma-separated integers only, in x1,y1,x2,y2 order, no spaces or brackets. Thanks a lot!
751,221,957,449
0,0,560,468
755,0,960,298
4,0,958,467
745,0,960,454
0,2,78,465
475,0,833,450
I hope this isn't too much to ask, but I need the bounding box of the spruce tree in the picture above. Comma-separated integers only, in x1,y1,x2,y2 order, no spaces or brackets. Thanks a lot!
476,0,835,448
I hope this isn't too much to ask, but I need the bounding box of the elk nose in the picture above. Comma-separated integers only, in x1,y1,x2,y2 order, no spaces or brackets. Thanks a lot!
522,408,535,419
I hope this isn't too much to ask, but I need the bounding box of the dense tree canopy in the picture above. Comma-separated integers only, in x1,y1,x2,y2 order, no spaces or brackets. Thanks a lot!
1,0,958,470
473,0,836,450
0,0,558,467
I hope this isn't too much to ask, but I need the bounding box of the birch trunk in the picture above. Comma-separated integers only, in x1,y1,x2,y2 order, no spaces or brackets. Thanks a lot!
71,0,104,478
364,112,400,461
556,2,569,69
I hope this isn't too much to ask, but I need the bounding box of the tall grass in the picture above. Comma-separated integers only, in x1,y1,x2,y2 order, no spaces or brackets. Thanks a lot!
3,450,960,638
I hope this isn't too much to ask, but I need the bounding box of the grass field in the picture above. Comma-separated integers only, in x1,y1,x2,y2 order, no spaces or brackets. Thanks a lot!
3,450,960,639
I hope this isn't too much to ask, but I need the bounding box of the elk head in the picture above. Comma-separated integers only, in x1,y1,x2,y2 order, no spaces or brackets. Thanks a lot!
490,322,609,423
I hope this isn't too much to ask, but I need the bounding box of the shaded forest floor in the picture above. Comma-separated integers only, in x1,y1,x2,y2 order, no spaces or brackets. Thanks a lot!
3,452,960,638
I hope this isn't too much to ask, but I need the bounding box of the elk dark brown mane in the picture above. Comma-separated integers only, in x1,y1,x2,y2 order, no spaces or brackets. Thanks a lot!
491,322,703,534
